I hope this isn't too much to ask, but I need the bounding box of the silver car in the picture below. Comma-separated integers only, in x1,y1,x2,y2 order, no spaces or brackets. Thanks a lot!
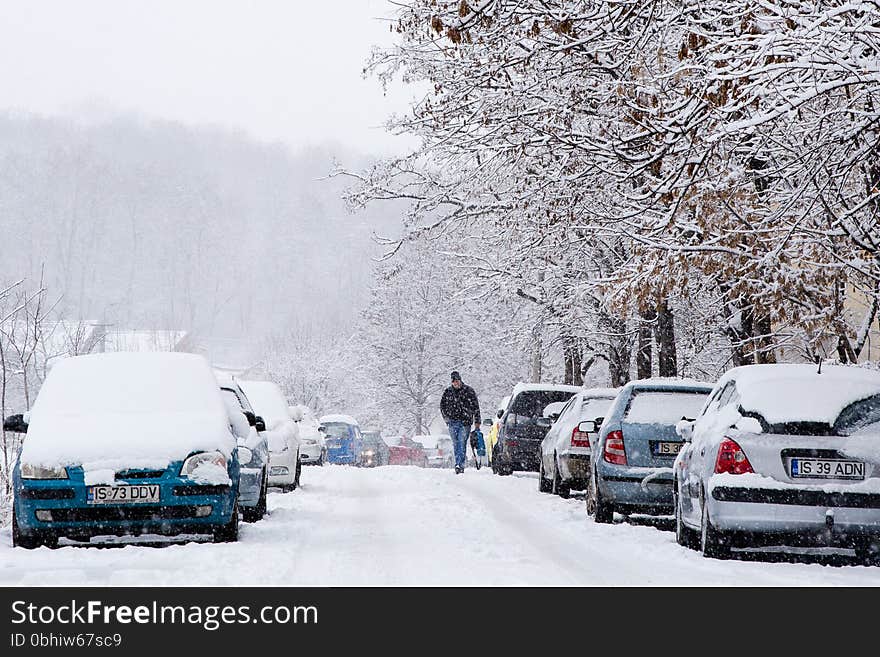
538,388,618,497
674,364,880,562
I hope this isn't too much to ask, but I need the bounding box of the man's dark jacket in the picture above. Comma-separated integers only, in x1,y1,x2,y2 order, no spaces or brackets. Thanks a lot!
440,383,481,425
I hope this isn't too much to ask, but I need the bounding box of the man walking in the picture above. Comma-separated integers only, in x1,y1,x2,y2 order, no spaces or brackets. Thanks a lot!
440,371,481,474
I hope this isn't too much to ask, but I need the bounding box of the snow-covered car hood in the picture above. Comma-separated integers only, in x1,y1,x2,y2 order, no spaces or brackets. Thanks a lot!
19,411,235,472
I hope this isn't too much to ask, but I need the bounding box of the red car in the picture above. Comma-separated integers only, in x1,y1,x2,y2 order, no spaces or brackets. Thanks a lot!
385,435,428,467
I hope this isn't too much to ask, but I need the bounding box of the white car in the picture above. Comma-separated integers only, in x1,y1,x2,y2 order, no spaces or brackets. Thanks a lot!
538,388,618,497
295,405,327,466
239,380,301,491
674,364,880,562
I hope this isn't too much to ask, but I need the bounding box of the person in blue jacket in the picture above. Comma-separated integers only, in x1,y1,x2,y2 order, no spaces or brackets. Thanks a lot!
439,371,481,474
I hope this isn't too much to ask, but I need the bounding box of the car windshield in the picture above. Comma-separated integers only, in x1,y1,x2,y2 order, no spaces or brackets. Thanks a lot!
507,390,577,425
362,436,381,448
834,394,880,436
624,390,708,424
322,423,350,439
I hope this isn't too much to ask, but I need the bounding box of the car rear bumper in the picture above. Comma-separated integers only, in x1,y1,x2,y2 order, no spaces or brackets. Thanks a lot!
709,486,880,540
559,453,591,483
598,466,674,512
499,441,541,471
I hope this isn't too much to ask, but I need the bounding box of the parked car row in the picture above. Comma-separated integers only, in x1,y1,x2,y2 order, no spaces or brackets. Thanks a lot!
529,364,880,563
7,352,312,549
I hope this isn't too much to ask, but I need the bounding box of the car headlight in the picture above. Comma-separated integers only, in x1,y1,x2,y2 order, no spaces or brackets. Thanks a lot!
20,463,69,479
238,447,253,465
180,451,228,477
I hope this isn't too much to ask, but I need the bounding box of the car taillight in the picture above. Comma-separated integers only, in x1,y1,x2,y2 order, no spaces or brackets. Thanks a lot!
603,430,626,465
506,439,519,448
571,426,590,448
714,437,754,475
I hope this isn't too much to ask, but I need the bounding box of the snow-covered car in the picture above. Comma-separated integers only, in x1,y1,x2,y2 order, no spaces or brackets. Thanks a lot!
674,364,880,562
296,405,326,466
12,352,241,548
414,434,454,468
320,414,363,465
587,379,712,523
538,388,619,497
385,435,428,467
217,374,270,522
492,383,582,475
240,380,302,491
359,430,389,467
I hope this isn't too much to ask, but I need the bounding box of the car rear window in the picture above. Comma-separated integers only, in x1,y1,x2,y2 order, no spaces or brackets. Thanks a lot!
624,391,708,424
834,394,880,436
581,397,614,421
322,423,350,438
507,390,577,425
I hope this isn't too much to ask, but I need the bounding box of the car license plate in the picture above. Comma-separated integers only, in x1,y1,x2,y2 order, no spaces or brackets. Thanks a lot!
87,484,160,504
790,458,865,480
653,441,682,456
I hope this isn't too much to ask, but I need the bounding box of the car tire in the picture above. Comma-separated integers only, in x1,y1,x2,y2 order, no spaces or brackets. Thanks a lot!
538,457,552,493
674,487,698,550
213,502,239,543
12,509,56,549
586,468,613,524
292,455,302,490
242,473,267,523
700,496,729,559
854,540,880,565
552,456,570,499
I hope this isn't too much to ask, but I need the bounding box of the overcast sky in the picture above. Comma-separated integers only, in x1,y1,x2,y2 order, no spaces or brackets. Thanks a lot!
0,0,417,154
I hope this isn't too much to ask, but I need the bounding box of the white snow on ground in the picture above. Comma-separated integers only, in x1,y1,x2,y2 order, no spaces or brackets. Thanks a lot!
2,466,880,586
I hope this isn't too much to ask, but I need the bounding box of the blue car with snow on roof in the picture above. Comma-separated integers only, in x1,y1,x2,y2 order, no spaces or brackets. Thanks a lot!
319,414,362,465
11,352,242,548
586,379,712,524
674,364,880,562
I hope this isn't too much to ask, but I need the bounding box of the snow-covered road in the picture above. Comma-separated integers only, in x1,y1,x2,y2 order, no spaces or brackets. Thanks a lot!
2,465,880,586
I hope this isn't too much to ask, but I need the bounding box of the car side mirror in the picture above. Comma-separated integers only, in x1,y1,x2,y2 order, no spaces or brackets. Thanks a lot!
254,415,267,432
593,417,604,429
536,417,552,429
578,420,596,434
243,411,257,427
496,409,504,419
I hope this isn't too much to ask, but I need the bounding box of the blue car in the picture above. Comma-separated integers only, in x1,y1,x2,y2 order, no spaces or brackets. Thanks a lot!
319,415,362,465
586,379,712,523
12,352,241,548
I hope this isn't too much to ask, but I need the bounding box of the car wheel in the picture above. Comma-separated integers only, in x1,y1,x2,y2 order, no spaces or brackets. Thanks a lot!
12,508,56,549
213,502,239,543
700,496,729,559
292,455,302,490
674,487,698,550
538,456,552,493
854,540,880,565
552,456,570,499
586,468,613,523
